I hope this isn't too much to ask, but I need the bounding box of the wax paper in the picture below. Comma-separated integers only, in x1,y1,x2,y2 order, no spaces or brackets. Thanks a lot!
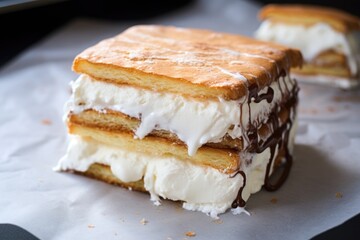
1,1,360,239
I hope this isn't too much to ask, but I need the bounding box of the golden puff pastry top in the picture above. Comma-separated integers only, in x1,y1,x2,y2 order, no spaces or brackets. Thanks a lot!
73,25,302,100
259,4,360,33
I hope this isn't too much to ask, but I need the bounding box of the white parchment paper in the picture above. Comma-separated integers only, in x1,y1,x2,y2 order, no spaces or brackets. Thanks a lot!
1,1,360,239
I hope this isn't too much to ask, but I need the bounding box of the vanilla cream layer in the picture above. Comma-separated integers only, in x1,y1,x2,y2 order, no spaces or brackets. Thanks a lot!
68,75,293,156
55,132,290,218
255,20,360,75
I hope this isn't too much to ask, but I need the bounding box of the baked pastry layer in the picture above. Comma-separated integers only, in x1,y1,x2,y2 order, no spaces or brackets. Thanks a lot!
73,25,302,100
292,74,359,89
68,123,239,174
258,4,360,32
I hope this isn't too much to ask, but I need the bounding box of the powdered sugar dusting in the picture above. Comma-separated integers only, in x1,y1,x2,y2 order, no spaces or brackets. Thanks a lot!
217,67,247,81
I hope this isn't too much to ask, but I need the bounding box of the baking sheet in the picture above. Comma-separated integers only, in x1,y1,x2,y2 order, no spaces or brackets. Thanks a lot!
1,0,360,239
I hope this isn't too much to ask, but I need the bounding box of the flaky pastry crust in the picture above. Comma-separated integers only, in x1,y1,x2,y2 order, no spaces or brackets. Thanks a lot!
259,4,360,32
73,25,302,100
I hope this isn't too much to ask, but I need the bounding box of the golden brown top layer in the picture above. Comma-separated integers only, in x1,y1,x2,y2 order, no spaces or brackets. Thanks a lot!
259,4,360,33
73,25,302,100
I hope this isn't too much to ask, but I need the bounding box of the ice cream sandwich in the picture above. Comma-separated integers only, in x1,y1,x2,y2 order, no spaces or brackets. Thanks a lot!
55,25,302,218
256,4,360,89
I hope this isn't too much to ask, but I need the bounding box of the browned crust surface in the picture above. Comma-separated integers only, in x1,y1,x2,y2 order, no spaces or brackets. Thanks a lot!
79,163,146,192
291,51,352,78
259,4,360,32
73,25,302,100
69,109,244,151
291,65,351,79
68,105,289,152
68,123,240,174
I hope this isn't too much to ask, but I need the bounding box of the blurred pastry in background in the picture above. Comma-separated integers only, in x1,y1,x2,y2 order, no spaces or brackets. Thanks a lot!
255,4,360,89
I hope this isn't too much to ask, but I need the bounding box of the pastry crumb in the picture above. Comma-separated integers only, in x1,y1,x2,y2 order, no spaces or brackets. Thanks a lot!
41,119,52,125
327,106,336,112
128,187,133,191
140,218,148,225
212,219,223,224
87,224,95,229
335,192,343,198
270,197,278,204
309,108,318,114
185,231,196,237
333,96,360,102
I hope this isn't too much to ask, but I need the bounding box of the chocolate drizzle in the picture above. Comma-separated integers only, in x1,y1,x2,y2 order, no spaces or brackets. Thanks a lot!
231,75,299,209
249,84,274,104
230,171,246,208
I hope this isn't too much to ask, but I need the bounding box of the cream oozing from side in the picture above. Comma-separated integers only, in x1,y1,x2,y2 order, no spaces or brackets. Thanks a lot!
68,75,292,156
54,119,296,218
255,20,360,75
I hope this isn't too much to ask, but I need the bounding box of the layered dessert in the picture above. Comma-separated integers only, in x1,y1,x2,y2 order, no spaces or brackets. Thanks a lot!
256,4,360,89
55,25,302,218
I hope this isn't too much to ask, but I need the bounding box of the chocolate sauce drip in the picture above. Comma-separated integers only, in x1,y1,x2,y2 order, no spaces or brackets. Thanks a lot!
279,69,287,77
245,84,275,152
248,84,274,104
230,171,247,208
264,85,298,191
231,78,299,209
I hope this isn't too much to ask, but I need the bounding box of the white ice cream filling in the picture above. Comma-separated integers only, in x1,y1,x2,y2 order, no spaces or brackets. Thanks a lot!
67,74,293,156
255,20,360,76
55,119,296,218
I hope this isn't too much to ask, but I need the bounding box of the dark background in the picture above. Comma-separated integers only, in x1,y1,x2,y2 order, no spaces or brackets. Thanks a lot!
0,0,359,68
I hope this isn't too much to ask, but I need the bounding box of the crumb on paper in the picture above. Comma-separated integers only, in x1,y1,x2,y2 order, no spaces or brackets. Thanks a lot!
128,187,132,191
309,108,318,114
140,218,148,225
41,119,52,125
299,108,318,115
175,203,184,212
167,237,173,240
270,197,278,204
185,231,196,237
87,224,95,229
212,219,223,224
327,106,336,112
335,192,343,199
333,95,360,102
